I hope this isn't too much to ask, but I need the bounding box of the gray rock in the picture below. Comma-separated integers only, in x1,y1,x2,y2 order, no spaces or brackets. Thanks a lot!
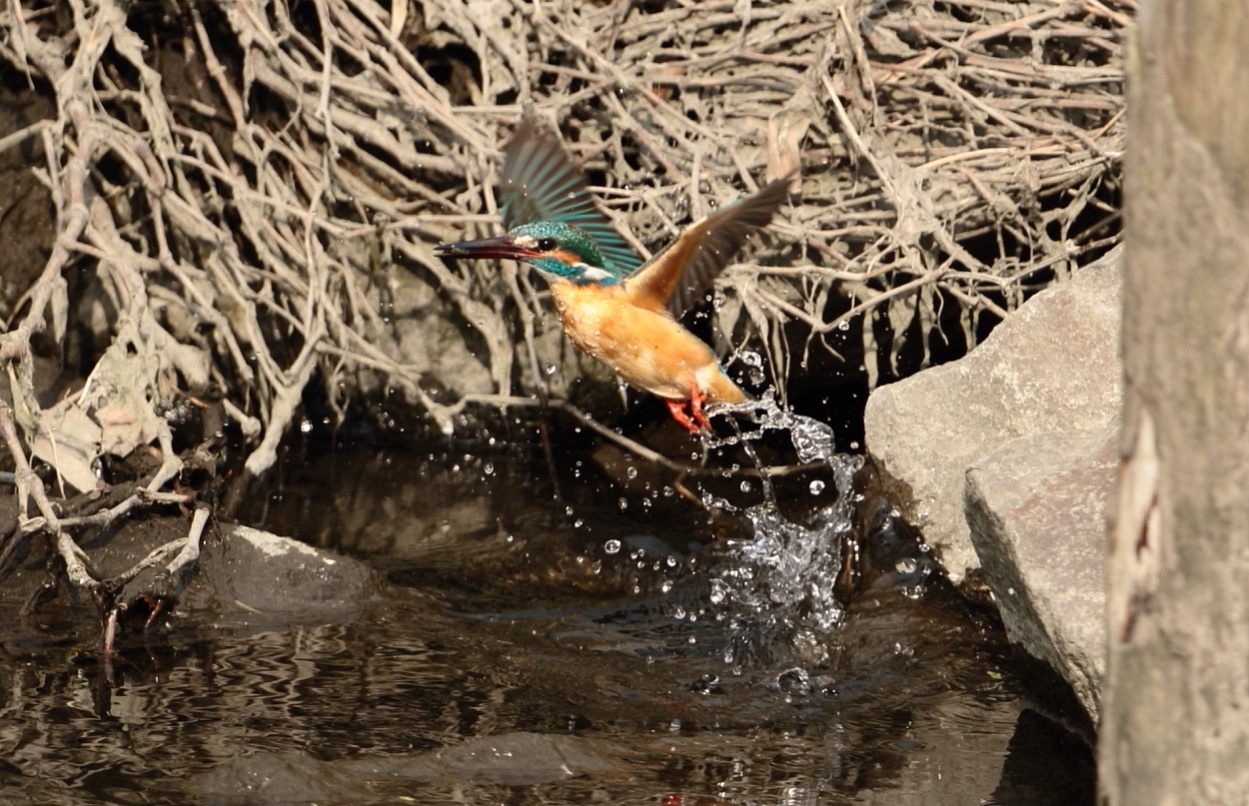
863,247,1122,585
183,524,382,625
965,426,1115,724
374,265,496,401
375,259,627,425
0,502,381,646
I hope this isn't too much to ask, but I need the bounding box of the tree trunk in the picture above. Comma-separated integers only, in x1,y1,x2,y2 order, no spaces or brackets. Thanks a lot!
1102,2,1249,803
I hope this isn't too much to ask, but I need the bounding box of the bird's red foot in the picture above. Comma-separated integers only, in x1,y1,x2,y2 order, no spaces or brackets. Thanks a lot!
664,384,713,433
665,398,700,432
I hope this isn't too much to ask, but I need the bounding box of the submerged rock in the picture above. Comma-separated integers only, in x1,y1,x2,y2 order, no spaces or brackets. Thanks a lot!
196,732,619,802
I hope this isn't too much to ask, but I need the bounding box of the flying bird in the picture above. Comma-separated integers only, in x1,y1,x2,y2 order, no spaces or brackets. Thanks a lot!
436,122,790,432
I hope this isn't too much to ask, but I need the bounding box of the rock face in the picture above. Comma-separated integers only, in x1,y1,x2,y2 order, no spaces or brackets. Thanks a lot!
965,426,1116,724
863,247,1122,586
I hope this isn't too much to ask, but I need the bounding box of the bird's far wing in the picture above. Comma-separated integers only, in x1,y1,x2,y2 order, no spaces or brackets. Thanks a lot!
499,121,641,276
624,176,791,316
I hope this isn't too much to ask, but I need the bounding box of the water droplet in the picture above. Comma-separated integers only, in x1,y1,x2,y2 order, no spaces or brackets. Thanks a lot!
618,497,628,511
709,580,727,605
740,480,752,493
626,466,638,480
809,479,825,495
604,539,621,555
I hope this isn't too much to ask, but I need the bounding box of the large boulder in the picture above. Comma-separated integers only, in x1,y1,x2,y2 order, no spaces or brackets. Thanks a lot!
863,247,1122,586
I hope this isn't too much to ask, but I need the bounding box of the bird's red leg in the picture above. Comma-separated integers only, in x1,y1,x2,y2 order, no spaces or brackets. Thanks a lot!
687,383,713,431
665,398,701,433
664,385,714,432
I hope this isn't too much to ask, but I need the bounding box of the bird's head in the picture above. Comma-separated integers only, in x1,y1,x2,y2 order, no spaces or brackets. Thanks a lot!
436,221,624,285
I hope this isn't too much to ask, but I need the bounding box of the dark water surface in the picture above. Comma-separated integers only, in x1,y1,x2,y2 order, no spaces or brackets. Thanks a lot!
0,436,1093,804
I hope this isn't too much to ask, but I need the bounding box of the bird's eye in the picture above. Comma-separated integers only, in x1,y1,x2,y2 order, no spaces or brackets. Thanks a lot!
536,238,558,251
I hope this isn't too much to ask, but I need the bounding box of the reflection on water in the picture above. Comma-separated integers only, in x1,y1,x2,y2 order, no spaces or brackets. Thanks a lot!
0,432,1094,805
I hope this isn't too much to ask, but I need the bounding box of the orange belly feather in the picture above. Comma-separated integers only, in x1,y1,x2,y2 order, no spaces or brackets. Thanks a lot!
550,282,745,404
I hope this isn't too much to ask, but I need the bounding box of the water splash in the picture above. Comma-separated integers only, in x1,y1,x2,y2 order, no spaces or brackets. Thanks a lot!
703,393,841,469
699,394,864,667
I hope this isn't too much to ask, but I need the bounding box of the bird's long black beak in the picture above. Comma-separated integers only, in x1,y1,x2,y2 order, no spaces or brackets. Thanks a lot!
435,234,537,262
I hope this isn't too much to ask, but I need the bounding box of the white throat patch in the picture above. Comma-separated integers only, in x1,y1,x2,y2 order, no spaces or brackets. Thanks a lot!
577,264,614,283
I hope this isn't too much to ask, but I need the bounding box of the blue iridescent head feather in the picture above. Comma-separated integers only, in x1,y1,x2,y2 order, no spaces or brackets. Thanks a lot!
506,221,623,284
499,122,641,277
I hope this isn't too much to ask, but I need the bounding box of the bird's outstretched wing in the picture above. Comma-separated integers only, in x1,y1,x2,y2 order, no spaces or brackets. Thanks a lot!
499,121,641,276
625,176,791,316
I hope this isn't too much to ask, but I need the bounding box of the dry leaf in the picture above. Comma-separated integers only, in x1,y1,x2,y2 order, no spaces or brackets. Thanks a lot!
29,400,103,494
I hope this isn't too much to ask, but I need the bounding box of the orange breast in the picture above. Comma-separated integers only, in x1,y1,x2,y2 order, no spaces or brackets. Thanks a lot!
549,283,745,403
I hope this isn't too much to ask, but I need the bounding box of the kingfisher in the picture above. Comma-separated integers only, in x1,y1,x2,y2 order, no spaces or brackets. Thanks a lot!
436,121,791,432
